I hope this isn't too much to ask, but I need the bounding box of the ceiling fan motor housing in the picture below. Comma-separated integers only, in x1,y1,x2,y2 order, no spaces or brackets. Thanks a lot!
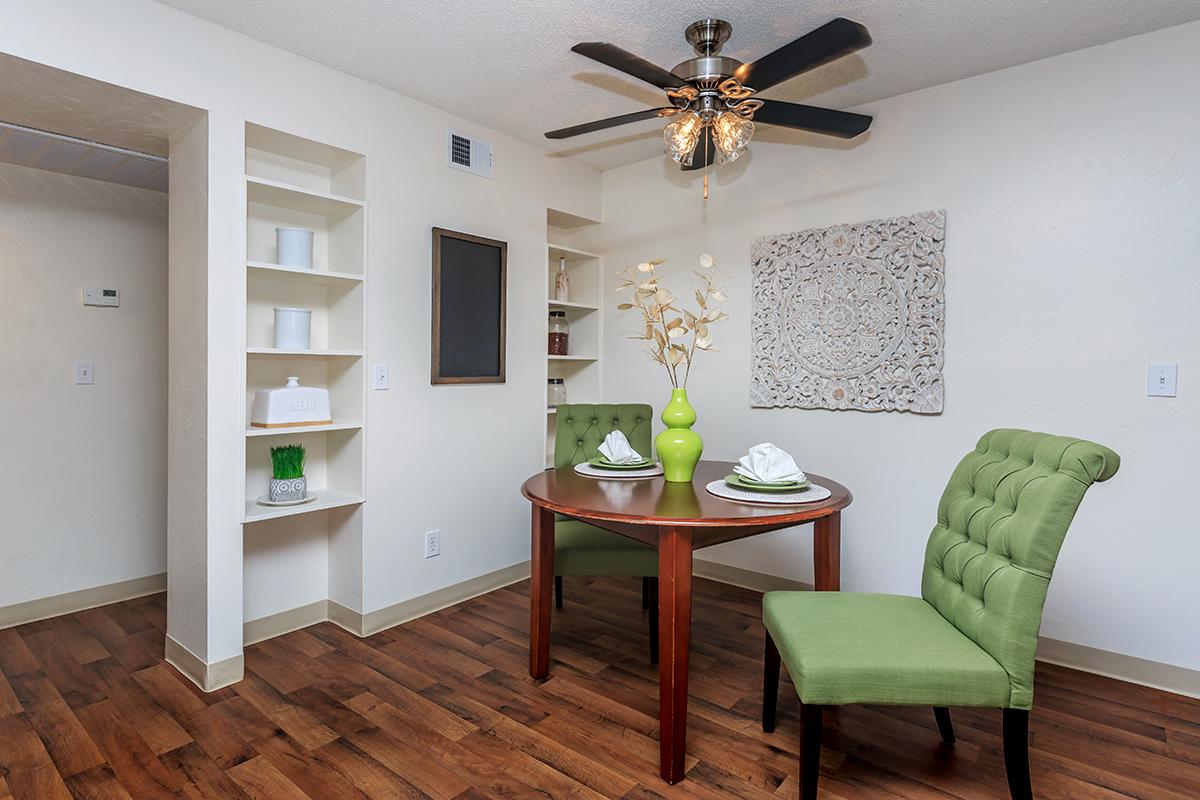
674,19,741,88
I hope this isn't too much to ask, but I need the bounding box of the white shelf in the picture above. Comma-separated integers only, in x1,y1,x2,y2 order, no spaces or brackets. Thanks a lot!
547,243,601,260
248,261,364,285
247,347,364,358
246,176,364,217
548,299,598,311
246,421,362,438
548,354,598,362
244,489,365,523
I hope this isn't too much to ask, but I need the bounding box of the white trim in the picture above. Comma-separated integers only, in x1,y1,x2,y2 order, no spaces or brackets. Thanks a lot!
358,561,530,636
0,573,167,630
1036,637,1200,699
243,599,329,645
165,635,244,692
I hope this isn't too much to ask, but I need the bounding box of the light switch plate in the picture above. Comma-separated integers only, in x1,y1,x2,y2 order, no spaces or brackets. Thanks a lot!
74,360,95,385
1147,363,1178,397
373,364,389,390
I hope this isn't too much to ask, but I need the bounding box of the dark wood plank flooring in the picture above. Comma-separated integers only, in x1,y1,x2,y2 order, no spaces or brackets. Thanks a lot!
1,576,1197,798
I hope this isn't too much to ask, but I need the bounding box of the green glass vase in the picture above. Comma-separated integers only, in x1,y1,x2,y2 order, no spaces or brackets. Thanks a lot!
655,388,703,483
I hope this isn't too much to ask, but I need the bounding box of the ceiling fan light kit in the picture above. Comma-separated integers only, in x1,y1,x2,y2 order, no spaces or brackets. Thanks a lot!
547,16,875,197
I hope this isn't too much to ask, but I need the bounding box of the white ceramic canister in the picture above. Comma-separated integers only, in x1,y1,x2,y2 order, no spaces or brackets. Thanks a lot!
275,227,315,269
274,307,312,350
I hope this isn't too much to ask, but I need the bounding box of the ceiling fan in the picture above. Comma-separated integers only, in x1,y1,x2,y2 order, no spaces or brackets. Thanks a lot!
545,17,873,195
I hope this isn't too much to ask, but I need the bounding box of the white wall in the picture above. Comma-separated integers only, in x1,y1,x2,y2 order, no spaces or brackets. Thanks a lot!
0,0,601,663
0,162,168,606
593,22,1200,672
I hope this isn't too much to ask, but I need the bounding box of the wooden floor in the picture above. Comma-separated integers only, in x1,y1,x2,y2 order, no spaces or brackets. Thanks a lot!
0,577,1198,799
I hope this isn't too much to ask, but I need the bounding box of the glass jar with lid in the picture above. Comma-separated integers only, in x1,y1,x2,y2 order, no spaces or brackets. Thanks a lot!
548,310,569,355
547,378,567,408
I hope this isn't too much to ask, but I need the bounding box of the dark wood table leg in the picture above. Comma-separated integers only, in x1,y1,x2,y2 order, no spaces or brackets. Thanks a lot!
657,525,694,783
813,511,841,591
529,504,555,679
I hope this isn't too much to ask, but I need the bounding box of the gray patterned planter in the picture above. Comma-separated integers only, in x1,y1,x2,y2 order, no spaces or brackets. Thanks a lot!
268,476,307,503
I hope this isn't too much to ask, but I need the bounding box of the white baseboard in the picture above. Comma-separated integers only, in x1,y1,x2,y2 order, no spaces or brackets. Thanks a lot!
165,635,244,692
0,573,167,630
356,561,531,636
28,560,1193,701
694,559,1200,700
1036,637,1200,699
243,599,330,645
241,561,532,641
693,559,812,593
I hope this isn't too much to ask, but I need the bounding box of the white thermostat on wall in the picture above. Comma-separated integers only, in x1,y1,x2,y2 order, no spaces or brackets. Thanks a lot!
83,287,120,307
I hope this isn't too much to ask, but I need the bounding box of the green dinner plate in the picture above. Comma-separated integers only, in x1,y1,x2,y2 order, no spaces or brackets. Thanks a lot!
724,473,812,493
589,456,655,471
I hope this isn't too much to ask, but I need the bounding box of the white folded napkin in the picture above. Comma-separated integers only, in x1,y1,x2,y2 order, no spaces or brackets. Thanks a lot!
734,443,806,483
598,430,644,464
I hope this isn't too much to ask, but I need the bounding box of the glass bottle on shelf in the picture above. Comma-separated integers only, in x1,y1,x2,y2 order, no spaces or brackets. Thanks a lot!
547,378,567,408
548,310,569,355
554,257,570,302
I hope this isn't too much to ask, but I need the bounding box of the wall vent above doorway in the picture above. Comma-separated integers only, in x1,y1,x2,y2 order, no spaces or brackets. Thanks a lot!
446,128,493,179
0,121,168,192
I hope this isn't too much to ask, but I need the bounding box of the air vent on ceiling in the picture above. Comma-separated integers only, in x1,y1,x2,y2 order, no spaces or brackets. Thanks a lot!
446,128,493,179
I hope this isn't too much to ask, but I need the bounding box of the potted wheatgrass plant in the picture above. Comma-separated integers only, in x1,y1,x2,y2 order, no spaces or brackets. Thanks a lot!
616,253,729,482
268,444,308,503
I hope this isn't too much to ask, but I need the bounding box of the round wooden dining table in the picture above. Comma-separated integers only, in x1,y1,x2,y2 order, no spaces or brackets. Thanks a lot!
520,459,852,784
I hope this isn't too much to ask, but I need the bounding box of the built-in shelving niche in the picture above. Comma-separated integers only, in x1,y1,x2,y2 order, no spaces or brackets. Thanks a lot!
241,123,367,638
543,209,603,467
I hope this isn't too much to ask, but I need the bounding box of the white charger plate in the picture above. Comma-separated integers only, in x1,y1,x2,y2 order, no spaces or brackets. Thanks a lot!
705,480,831,505
573,462,664,479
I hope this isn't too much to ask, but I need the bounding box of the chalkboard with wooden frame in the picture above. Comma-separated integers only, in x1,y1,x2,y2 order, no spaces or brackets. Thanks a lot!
431,227,507,384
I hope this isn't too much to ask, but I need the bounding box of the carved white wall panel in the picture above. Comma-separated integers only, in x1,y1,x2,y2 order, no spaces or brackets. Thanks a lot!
750,210,945,413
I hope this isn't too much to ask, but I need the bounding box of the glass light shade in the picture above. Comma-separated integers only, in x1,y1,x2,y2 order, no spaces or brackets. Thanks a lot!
712,112,754,164
663,112,703,165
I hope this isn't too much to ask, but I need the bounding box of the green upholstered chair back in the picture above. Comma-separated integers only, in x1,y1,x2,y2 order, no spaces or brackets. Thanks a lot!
921,429,1119,708
554,404,653,468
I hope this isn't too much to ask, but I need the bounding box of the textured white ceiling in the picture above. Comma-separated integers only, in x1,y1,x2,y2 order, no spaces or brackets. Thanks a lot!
153,0,1200,170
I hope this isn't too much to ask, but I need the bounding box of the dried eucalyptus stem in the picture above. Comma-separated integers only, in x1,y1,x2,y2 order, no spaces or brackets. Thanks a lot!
616,254,729,389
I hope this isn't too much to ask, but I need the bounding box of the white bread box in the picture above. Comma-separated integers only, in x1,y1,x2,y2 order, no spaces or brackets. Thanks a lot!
251,377,332,428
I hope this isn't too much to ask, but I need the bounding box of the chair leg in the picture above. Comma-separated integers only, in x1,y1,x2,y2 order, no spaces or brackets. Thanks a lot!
647,577,658,664
933,706,955,744
642,576,650,610
1003,708,1032,800
554,575,563,610
762,635,780,733
800,704,823,800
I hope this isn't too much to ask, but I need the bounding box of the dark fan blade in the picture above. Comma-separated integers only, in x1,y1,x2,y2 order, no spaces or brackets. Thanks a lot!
681,128,715,171
545,108,678,140
753,99,872,139
571,43,683,89
734,18,871,92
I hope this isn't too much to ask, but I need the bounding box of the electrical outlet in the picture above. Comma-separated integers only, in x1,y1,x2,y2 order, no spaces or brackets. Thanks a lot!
373,363,389,390
74,360,95,385
424,529,441,558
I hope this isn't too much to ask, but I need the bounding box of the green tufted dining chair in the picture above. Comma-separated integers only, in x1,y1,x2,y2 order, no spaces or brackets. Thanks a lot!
760,429,1120,800
552,403,659,662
